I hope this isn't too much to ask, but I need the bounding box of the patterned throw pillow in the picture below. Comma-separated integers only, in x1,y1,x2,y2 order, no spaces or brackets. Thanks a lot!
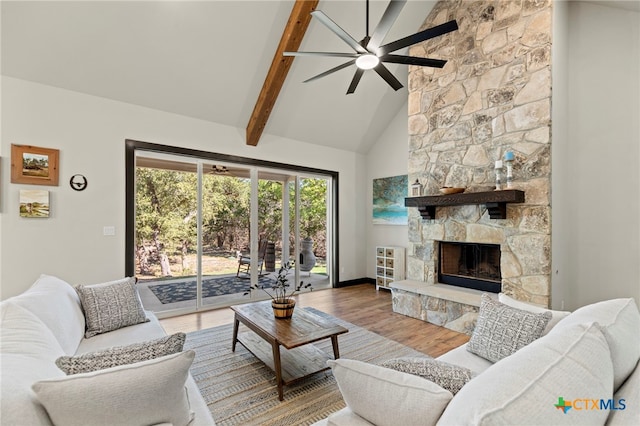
76,277,149,338
55,333,186,375
381,357,473,395
467,294,552,363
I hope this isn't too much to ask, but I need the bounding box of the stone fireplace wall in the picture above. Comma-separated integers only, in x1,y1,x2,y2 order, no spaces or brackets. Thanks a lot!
406,0,552,306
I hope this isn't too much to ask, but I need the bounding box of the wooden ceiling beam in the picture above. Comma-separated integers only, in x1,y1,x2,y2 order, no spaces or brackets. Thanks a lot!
246,0,319,146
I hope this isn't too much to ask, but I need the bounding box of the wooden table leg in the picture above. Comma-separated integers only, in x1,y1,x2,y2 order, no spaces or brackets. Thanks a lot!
271,341,284,401
331,335,340,359
232,316,240,352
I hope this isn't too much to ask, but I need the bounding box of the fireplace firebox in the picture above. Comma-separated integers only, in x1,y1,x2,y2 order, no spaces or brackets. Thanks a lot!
438,242,501,293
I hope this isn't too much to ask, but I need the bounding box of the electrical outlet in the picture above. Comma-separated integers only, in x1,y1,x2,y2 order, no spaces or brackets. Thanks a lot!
103,226,115,236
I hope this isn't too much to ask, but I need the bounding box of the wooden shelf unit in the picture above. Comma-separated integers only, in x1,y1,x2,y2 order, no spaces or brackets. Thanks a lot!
405,189,525,220
376,246,405,290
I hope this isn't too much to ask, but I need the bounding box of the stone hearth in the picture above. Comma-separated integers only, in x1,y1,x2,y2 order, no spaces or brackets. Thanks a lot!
392,280,487,335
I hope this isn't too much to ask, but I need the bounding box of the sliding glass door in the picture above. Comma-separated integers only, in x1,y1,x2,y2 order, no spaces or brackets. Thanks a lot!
126,141,337,317
134,156,199,313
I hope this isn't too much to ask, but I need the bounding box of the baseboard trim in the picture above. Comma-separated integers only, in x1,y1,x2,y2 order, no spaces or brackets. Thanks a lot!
336,278,375,288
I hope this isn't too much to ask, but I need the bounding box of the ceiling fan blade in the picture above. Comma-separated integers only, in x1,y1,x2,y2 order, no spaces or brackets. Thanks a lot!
373,63,403,91
367,0,406,52
284,51,359,58
346,68,365,95
378,20,458,55
311,10,368,54
303,60,356,83
381,54,447,68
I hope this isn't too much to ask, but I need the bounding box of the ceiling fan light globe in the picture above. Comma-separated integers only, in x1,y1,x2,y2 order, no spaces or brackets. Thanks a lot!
355,54,379,70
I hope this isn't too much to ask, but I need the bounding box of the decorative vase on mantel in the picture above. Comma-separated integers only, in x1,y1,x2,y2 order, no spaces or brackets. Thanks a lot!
272,298,296,319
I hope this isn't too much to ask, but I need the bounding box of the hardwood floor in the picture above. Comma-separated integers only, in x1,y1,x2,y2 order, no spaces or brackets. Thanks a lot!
160,283,469,358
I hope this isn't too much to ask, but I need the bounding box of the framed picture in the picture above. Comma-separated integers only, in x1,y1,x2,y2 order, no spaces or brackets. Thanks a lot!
11,144,59,186
372,175,408,225
20,190,50,218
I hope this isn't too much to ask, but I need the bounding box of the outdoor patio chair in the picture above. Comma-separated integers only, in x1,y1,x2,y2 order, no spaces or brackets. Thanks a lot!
236,239,268,278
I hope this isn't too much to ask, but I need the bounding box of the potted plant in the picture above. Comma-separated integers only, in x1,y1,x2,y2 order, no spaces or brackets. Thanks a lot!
245,262,313,318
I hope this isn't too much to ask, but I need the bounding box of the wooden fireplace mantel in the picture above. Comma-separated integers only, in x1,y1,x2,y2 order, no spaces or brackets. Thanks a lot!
405,189,525,220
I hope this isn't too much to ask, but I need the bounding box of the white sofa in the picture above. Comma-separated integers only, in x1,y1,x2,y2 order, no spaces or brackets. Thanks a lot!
316,296,640,426
0,274,215,426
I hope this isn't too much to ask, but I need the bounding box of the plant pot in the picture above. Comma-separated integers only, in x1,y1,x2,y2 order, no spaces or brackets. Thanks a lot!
272,299,295,319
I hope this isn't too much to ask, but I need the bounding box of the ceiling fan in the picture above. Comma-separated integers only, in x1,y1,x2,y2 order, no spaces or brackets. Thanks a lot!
209,165,231,176
284,0,458,95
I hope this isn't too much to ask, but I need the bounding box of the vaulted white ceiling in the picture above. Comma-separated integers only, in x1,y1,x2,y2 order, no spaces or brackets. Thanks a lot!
1,0,440,153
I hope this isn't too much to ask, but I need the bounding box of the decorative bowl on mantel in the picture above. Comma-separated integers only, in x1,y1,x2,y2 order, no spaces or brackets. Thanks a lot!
439,187,465,195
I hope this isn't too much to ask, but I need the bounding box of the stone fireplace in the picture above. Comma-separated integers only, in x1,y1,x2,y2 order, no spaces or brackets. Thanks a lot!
392,0,553,334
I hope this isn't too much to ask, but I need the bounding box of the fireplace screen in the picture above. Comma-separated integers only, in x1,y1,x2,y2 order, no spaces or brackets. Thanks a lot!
438,242,501,293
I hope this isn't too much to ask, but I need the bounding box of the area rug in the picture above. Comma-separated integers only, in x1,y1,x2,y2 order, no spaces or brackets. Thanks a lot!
184,308,429,425
148,275,275,304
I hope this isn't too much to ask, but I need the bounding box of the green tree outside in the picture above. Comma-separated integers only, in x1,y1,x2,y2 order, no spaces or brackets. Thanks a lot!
135,168,328,279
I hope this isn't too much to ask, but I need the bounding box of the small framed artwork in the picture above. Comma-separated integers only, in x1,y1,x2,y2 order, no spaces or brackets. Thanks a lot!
20,190,50,218
11,144,59,186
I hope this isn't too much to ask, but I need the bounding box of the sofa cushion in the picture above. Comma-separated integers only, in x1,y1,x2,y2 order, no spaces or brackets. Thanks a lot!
498,293,570,335
1,302,67,426
75,310,166,354
435,343,493,376
0,301,65,359
606,360,639,425
327,407,374,426
438,322,614,426
551,298,640,391
381,357,473,395
328,358,452,426
467,293,551,362
10,274,85,355
56,332,186,374
76,277,149,338
1,353,66,426
33,350,196,426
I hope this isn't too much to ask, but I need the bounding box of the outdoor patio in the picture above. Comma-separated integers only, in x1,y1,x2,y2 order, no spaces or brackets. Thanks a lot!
138,271,331,313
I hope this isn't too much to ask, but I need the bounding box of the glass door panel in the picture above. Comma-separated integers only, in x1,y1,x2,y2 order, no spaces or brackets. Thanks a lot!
200,162,252,308
253,170,286,298
134,155,198,314
299,176,331,290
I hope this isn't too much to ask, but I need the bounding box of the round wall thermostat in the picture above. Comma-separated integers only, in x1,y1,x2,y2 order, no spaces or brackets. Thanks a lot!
70,174,88,191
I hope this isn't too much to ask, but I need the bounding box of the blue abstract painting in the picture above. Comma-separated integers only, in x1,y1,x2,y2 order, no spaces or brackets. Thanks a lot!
372,175,408,225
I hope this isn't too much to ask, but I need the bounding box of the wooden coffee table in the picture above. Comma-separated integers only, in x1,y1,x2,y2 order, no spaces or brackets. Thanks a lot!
231,300,348,400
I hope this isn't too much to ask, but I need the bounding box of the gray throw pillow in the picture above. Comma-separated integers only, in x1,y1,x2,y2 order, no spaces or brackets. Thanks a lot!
55,333,186,374
381,357,473,395
76,277,149,338
467,294,552,362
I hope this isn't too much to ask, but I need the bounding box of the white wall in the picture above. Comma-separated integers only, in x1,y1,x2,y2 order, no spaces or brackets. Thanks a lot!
365,105,410,278
0,77,367,299
553,2,640,310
